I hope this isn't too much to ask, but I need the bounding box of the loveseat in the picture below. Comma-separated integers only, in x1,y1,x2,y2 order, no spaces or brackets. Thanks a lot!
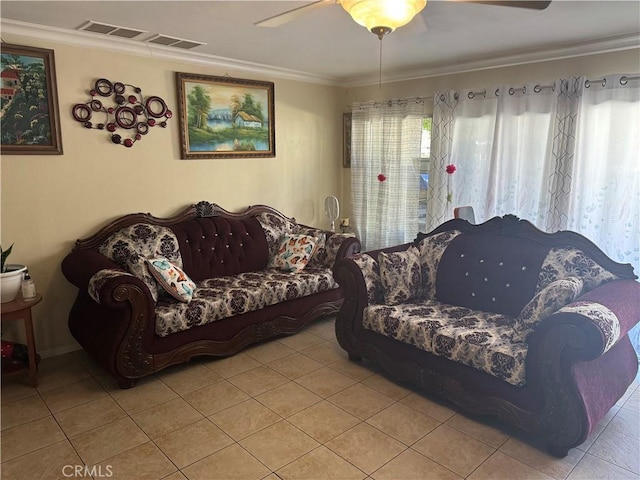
333,215,639,456
62,201,360,388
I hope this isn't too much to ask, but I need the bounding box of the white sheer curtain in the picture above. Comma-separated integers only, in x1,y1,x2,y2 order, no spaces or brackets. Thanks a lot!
351,99,424,251
430,73,640,356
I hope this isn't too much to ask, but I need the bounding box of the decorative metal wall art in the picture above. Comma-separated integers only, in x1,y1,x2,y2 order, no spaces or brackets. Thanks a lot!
72,79,171,147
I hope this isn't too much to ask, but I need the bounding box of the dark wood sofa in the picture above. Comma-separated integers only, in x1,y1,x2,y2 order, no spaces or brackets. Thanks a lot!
62,201,360,388
333,215,639,456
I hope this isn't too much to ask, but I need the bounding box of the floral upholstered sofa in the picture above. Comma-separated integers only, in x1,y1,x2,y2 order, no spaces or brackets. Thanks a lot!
333,215,639,457
62,201,360,388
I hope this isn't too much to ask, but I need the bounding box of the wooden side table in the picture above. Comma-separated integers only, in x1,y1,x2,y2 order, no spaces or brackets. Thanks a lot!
1,293,42,387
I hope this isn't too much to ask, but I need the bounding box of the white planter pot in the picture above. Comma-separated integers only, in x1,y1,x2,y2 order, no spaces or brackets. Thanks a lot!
1,264,27,303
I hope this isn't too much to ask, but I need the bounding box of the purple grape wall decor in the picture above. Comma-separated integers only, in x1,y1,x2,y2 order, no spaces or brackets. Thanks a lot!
72,78,171,147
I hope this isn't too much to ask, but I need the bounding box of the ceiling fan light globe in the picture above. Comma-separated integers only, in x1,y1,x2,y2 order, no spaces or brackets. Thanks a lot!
340,0,427,32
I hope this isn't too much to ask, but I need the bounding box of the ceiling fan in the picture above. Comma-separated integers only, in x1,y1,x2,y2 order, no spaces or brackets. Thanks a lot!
256,0,551,39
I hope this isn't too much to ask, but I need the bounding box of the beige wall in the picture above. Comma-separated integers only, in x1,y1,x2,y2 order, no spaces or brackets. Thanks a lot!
339,48,640,225
1,34,346,355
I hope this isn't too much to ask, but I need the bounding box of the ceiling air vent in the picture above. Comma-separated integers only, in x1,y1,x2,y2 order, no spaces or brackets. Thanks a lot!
78,21,147,39
145,34,206,50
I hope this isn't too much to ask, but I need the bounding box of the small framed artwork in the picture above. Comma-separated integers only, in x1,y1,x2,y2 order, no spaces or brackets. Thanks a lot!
343,112,352,167
0,44,63,155
175,72,275,159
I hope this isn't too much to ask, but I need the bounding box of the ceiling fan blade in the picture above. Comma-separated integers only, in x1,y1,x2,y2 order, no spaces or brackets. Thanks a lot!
255,0,336,27
452,0,551,9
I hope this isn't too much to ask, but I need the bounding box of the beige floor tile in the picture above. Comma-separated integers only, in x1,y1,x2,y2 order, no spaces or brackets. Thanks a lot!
162,472,188,480
0,440,82,480
131,397,204,439
54,395,127,437
267,352,323,379
40,377,107,413
413,424,495,477
35,360,92,393
468,451,553,480
154,418,234,469
277,331,326,351
400,392,457,422
183,380,249,416
93,441,177,480
567,452,640,480
445,413,511,448
305,317,337,340
158,362,223,396
182,443,271,480
499,436,585,479
622,390,640,413
1,394,50,430
372,448,463,480
255,381,321,418
328,383,395,420
200,352,261,378
588,427,640,474
244,340,296,364
0,379,39,404
70,416,149,465
301,341,347,365
110,376,179,414
367,402,440,445
329,357,378,381
362,373,412,400
228,365,289,396
288,400,361,443
606,407,640,440
1,415,65,462
277,445,367,480
326,422,406,475
209,399,281,441
295,367,357,397
240,420,320,470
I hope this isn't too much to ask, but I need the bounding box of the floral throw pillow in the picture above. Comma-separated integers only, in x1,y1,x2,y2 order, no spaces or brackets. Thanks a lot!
514,276,584,339
269,234,317,273
378,246,422,305
146,257,197,303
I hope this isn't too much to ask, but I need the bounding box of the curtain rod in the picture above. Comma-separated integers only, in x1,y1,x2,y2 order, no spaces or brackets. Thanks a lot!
585,74,640,88
351,96,431,109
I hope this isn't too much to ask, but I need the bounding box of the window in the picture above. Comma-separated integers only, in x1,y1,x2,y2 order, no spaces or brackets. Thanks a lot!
418,116,432,231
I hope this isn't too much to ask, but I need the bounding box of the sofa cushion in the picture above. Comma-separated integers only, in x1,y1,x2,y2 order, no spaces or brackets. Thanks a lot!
295,226,327,267
256,212,296,260
418,230,462,300
379,247,421,305
154,267,338,336
363,300,527,386
353,253,383,305
147,257,197,303
99,224,183,302
513,276,583,340
537,247,619,293
270,234,318,272
436,234,551,317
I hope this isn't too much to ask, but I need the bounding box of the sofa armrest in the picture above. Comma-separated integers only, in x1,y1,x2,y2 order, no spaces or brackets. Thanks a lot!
529,279,640,360
62,249,155,307
323,233,361,267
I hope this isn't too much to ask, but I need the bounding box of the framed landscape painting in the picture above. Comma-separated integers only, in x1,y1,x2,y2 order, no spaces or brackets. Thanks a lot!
175,72,275,159
0,44,63,155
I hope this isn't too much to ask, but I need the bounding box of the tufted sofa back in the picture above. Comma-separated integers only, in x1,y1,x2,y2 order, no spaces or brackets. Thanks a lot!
171,216,269,281
436,234,551,317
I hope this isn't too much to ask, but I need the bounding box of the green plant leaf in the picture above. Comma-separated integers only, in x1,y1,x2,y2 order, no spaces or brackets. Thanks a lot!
1,243,14,273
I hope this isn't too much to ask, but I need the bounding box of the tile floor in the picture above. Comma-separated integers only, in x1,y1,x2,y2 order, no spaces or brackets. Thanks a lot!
1,316,639,480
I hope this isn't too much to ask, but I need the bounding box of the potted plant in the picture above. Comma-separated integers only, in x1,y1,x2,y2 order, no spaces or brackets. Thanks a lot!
1,244,27,303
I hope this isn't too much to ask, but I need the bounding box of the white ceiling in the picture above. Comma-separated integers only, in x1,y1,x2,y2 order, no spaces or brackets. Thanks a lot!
1,0,639,86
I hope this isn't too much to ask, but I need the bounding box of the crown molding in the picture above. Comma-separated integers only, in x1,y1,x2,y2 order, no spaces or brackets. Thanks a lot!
2,19,638,89
344,33,640,87
0,19,342,86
